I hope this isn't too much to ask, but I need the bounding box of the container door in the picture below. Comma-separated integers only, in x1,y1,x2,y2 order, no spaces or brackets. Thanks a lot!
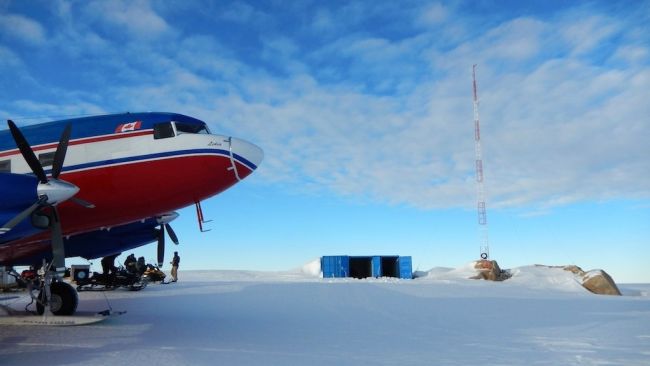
398,256,412,279
372,256,381,277
322,256,351,278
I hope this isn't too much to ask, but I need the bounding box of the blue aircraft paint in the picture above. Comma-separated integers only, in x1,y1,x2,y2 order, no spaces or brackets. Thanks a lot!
9,219,163,266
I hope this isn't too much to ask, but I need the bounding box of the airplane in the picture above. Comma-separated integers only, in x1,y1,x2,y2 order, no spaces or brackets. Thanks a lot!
0,112,263,316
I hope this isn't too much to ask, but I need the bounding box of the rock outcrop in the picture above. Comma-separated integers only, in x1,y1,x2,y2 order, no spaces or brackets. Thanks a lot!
540,265,621,296
472,260,511,281
470,261,621,295
580,270,621,296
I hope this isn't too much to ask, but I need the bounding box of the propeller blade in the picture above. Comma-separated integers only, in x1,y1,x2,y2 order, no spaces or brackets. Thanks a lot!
51,123,72,179
71,197,95,209
7,120,47,184
0,196,47,234
157,226,165,267
165,223,179,245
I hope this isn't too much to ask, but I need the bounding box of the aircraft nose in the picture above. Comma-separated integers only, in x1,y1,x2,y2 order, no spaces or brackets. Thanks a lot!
230,137,264,171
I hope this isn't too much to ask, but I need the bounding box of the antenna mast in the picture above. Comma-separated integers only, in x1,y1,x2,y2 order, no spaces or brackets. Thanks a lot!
472,64,490,260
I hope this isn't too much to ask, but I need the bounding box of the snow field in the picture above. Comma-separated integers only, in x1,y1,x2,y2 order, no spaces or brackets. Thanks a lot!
0,264,648,365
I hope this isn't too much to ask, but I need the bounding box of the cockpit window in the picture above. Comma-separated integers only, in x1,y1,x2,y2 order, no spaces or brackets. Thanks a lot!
154,122,175,139
175,122,210,135
0,159,10,173
38,152,55,167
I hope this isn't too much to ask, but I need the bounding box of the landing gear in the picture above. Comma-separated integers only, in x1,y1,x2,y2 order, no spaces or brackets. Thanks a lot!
25,262,78,316
36,281,78,315
0,262,128,325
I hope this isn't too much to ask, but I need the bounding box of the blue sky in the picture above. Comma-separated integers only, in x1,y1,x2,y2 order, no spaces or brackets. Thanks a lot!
1,0,648,282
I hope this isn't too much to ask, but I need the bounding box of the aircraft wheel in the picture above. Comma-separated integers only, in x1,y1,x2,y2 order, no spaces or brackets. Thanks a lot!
37,281,79,315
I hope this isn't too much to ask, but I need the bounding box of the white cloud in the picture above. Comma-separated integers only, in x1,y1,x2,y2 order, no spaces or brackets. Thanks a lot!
610,45,649,65
221,1,256,23
10,99,106,123
0,45,22,67
559,15,619,56
260,35,306,74
0,44,43,92
480,59,650,207
83,0,172,39
0,13,46,45
417,2,448,26
312,8,334,32
218,0,274,28
262,36,299,59
482,17,546,61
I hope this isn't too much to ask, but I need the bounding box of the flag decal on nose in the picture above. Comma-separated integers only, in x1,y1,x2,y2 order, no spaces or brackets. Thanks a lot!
115,121,142,133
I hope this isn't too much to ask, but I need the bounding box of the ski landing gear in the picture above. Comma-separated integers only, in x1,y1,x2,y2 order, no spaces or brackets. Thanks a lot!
0,262,127,325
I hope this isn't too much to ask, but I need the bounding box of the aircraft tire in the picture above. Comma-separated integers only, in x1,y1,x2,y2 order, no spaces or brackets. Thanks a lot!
37,281,79,315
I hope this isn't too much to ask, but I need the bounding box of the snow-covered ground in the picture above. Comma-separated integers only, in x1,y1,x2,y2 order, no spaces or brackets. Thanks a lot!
1,263,649,366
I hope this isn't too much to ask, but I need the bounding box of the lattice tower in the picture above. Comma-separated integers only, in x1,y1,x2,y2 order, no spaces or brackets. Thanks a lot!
472,64,490,260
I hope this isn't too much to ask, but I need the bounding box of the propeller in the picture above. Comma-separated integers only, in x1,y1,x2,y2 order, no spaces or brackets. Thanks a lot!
2,121,78,223
1,120,90,273
157,226,165,268
165,223,179,245
156,213,180,267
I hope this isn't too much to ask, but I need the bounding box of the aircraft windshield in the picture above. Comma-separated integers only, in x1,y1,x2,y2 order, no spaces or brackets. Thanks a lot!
175,122,210,135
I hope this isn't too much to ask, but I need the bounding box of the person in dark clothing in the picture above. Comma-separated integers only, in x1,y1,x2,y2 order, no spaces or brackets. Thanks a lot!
101,253,119,275
170,252,180,282
101,253,120,286
136,256,146,275
124,254,137,273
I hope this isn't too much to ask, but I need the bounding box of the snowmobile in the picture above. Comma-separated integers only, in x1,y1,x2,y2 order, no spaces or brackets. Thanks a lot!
142,264,166,282
76,266,147,292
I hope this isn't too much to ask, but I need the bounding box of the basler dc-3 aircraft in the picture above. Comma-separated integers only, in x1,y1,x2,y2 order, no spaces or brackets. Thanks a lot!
0,112,263,318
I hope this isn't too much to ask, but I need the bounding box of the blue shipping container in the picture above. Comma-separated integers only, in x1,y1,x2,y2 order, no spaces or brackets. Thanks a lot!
321,255,412,279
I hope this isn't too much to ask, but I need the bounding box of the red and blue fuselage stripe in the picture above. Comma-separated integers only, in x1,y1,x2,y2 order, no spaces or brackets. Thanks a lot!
44,149,258,174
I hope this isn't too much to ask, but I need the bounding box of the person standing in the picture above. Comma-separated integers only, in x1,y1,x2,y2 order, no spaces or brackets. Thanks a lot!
101,253,119,287
101,253,119,276
170,251,180,282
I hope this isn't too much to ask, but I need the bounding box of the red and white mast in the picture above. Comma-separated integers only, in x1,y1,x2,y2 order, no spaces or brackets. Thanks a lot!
472,64,490,260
